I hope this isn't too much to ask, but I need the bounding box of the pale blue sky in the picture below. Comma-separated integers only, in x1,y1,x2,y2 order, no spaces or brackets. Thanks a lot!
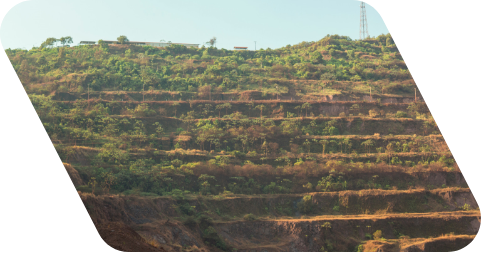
0,0,389,50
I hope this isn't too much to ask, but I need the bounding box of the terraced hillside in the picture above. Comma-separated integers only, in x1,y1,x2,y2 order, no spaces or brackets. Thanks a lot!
7,34,479,251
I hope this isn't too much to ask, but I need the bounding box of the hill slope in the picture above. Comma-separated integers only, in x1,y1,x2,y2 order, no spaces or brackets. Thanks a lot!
6,34,479,251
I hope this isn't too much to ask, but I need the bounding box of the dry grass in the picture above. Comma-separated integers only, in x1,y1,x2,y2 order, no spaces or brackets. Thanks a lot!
142,234,161,248
399,234,476,251
215,210,480,224
55,96,420,105
305,134,443,141
186,159,457,179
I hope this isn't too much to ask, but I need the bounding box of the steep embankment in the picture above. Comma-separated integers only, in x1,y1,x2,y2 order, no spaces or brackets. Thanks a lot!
96,222,165,251
63,163,83,187
215,212,479,251
79,188,480,252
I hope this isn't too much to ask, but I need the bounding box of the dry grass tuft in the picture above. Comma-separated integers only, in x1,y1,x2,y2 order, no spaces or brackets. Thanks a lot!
143,235,161,248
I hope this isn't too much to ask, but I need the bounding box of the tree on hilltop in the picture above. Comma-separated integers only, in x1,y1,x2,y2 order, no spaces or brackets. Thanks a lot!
310,51,324,64
40,37,57,49
59,36,73,47
206,37,217,47
117,35,129,44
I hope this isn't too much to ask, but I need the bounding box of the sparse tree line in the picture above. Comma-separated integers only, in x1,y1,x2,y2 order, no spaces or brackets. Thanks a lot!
7,33,414,96
50,99,432,121
33,95,439,156
39,36,73,48
74,154,458,197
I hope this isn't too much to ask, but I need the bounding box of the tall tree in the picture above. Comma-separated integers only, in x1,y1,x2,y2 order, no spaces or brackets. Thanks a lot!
295,105,301,117
255,104,266,119
215,104,223,118
152,122,164,137
303,139,311,154
222,103,231,116
172,102,180,117
182,111,196,132
386,142,397,164
319,140,329,157
206,37,217,47
302,102,311,117
59,36,73,46
342,138,351,154
261,141,269,157
117,35,129,44
202,104,213,117
361,139,374,153
148,122,164,148
247,101,254,117
40,37,57,49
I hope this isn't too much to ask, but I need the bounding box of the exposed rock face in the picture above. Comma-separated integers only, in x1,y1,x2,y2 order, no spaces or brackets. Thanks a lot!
79,189,479,251
215,213,480,251
437,189,478,209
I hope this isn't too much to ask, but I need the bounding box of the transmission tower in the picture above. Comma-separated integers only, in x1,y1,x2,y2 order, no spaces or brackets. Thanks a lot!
360,2,369,40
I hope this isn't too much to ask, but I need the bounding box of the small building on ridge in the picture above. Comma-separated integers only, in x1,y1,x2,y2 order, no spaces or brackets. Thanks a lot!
80,40,199,48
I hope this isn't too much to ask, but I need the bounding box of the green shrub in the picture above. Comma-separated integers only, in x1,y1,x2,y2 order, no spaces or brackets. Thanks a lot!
356,244,364,252
243,213,257,221
198,214,214,227
202,226,230,251
391,157,402,165
297,195,314,214
128,103,156,117
179,202,196,215
365,233,372,240
395,111,408,118
183,216,198,228
325,239,334,251
368,109,379,118
170,189,185,200
373,230,383,240
230,150,246,158
294,158,304,166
